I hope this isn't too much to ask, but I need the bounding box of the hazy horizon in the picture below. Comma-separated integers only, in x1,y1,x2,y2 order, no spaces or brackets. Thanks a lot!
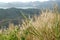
0,0,50,3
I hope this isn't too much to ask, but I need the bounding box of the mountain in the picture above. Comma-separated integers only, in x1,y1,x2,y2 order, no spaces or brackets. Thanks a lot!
0,1,60,27
0,8,41,26
0,1,60,9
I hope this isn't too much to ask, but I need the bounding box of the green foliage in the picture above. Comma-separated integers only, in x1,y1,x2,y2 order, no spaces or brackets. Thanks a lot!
0,8,40,27
0,7,60,40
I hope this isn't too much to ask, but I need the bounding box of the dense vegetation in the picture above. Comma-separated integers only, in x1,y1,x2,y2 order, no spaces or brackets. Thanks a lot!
0,8,41,27
0,8,40,20
0,2,60,39
0,6,60,40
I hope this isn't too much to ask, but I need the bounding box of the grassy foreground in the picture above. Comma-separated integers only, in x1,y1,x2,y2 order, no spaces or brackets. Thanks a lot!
0,10,60,40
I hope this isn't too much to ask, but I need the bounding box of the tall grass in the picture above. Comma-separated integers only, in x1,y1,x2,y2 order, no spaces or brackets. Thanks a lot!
0,8,60,40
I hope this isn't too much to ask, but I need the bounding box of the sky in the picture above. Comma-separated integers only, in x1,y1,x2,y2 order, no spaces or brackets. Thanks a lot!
0,0,49,3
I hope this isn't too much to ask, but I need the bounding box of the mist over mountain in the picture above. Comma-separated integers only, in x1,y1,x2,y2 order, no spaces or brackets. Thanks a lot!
0,1,60,9
0,0,60,27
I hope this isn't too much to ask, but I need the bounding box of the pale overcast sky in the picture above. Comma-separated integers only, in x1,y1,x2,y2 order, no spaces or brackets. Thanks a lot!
0,0,49,3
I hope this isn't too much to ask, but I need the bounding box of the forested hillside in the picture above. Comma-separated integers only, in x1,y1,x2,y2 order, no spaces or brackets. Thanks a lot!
0,8,41,27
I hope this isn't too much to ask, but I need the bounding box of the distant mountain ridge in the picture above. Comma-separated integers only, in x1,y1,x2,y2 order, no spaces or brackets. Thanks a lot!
0,1,60,9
